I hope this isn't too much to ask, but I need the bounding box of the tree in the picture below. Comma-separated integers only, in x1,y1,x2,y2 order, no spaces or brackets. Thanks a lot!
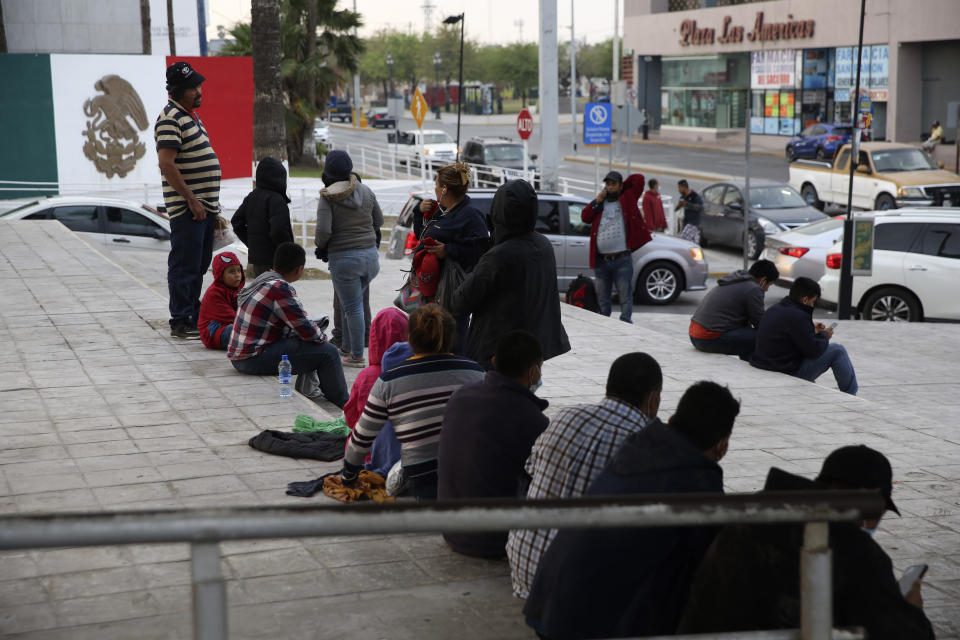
166,0,175,54
223,0,362,165
140,0,151,54
251,0,285,162
577,38,614,82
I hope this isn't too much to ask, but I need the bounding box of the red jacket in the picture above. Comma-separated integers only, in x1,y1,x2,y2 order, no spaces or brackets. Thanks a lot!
642,190,668,232
581,174,652,268
343,308,410,428
198,251,244,349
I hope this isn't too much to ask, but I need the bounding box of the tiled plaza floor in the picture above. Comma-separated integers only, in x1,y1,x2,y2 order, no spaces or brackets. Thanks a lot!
0,218,958,638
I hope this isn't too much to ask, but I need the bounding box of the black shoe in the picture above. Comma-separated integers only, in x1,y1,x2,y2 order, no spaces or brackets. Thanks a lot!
171,322,201,339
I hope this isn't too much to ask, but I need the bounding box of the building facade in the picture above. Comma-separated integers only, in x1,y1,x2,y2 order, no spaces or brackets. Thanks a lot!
624,0,960,144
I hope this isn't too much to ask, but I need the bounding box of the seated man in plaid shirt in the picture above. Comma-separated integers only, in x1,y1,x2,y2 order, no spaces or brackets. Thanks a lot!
506,352,663,599
228,242,349,407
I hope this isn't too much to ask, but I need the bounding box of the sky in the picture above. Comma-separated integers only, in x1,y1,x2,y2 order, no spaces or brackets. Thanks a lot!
207,0,620,46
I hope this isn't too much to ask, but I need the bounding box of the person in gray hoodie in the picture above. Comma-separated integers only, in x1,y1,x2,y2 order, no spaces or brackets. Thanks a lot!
688,259,779,360
315,150,384,367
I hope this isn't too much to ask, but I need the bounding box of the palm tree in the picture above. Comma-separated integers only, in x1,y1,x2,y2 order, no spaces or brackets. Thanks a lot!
166,0,175,54
251,0,286,162
140,0,151,54
222,0,362,165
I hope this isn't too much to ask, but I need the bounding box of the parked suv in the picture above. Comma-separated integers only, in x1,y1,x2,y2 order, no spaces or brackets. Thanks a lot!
385,189,708,305
460,137,537,186
819,209,960,321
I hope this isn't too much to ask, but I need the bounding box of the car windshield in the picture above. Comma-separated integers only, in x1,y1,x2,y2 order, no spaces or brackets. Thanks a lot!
750,186,808,209
831,127,852,136
0,201,40,217
871,149,938,172
423,133,453,145
485,145,524,163
792,217,844,235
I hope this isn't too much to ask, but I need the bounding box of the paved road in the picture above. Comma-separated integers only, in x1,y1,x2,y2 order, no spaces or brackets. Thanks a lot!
327,116,791,198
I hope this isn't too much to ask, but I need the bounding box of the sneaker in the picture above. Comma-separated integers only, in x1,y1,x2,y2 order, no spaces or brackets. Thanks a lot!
171,322,201,340
342,355,365,368
338,346,351,357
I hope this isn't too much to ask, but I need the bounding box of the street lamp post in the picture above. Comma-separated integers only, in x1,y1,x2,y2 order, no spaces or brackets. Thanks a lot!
443,13,465,154
433,51,442,119
386,52,394,100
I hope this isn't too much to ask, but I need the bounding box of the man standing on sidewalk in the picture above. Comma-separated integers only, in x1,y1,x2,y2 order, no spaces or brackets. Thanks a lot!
580,172,651,323
155,62,221,339
676,179,704,245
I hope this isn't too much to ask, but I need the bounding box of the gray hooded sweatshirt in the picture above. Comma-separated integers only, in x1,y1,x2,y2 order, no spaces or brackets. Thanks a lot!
690,270,766,334
314,175,384,254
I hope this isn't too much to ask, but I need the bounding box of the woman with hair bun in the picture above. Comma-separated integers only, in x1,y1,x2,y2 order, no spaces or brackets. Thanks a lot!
413,162,489,352
340,303,484,499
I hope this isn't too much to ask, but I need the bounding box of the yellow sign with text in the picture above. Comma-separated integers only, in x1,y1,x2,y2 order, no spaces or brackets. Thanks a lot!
852,218,874,276
411,88,429,129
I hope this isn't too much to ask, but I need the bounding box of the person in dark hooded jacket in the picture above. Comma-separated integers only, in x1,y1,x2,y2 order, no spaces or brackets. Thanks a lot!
449,179,570,370
523,381,740,639
231,157,294,278
678,449,934,640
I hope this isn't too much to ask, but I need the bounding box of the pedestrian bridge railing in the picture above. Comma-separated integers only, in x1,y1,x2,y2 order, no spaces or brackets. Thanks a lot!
0,491,882,640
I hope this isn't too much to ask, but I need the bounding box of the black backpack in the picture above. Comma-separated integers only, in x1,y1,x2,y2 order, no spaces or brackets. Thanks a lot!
565,274,600,313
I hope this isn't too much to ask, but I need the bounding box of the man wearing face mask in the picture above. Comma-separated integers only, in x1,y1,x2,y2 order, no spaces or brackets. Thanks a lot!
437,330,549,558
678,445,934,640
580,171,651,323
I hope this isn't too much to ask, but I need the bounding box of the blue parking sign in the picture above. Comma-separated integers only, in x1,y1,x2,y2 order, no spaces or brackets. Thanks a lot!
584,102,612,146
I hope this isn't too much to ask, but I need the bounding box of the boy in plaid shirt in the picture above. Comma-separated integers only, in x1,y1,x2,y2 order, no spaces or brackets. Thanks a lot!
228,242,348,407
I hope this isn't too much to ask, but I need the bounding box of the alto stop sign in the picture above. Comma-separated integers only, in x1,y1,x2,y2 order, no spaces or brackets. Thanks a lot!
517,108,534,140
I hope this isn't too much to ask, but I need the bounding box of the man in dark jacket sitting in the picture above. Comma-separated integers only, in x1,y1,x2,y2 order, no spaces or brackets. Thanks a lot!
523,381,741,640
678,446,934,640
438,330,549,558
751,276,858,395
231,157,294,278
450,180,570,370
689,259,779,359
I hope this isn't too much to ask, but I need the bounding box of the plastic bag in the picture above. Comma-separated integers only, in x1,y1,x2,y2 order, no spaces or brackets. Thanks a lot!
212,215,235,250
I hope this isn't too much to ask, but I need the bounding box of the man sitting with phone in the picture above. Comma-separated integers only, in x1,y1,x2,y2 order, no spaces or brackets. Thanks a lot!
750,277,858,395
678,445,934,639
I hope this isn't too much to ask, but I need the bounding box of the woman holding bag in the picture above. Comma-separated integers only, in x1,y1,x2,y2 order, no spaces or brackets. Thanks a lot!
410,162,488,353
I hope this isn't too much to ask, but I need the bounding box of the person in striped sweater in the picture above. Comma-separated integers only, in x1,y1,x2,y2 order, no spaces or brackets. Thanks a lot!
341,304,484,499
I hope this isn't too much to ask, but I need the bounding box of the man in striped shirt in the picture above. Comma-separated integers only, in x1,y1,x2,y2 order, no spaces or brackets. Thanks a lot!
155,61,222,339
506,352,663,599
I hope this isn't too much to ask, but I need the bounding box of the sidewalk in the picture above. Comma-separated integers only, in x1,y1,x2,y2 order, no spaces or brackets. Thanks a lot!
1,217,958,638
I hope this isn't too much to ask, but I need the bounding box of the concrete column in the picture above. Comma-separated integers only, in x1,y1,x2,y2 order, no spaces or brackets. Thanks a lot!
538,0,559,191
890,43,922,143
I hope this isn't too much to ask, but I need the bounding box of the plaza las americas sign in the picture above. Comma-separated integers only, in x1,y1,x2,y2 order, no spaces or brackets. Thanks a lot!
679,12,815,47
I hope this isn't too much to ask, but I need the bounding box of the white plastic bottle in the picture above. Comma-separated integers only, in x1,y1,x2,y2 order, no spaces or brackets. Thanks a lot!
278,355,292,398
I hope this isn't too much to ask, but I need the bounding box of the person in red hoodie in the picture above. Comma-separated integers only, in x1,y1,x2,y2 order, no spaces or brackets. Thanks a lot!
198,251,245,349
641,178,668,233
580,172,652,323
342,307,412,478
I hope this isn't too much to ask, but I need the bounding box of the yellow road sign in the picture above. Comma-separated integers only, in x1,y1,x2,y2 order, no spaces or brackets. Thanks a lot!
411,88,429,129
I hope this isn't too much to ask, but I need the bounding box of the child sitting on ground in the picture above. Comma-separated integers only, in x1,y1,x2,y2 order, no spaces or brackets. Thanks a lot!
343,308,412,478
198,251,244,349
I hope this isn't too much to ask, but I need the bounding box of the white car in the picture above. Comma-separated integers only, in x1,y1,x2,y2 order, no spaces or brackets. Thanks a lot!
819,209,960,321
763,216,845,286
313,119,330,144
0,196,247,260
391,129,458,167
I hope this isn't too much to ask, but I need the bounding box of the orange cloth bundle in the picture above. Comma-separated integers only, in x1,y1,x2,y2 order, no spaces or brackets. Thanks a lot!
322,470,394,503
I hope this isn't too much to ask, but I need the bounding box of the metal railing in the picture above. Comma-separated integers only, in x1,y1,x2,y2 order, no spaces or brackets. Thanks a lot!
0,491,881,640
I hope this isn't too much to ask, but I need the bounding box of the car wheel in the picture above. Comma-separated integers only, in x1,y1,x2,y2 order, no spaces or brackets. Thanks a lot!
801,183,824,211
862,287,921,322
786,145,795,161
746,229,764,260
875,193,897,211
636,261,683,305
815,147,826,161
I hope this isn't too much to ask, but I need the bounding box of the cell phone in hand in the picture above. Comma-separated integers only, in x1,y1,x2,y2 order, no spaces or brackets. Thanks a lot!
829,322,839,330
898,563,928,597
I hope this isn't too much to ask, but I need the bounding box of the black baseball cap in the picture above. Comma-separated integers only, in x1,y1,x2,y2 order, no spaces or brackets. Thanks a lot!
166,62,206,90
816,445,900,516
603,171,623,184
